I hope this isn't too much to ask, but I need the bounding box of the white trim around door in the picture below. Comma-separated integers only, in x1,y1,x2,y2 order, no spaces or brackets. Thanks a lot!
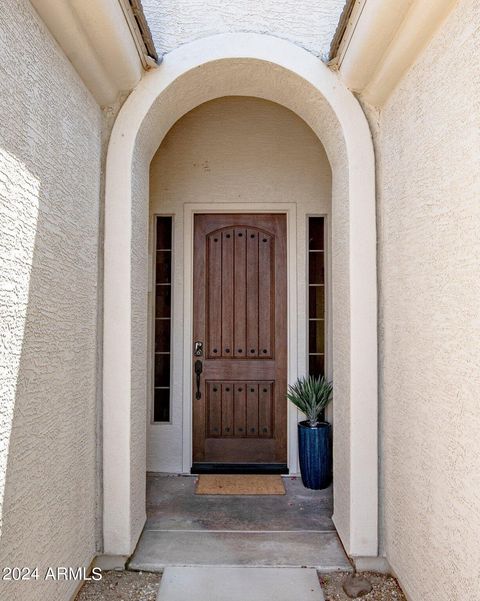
182,203,299,474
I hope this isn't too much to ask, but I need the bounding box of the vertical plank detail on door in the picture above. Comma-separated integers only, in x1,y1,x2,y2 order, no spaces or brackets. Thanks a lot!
207,233,221,358
234,228,247,358
207,382,222,437
221,229,234,358
221,383,234,437
259,383,273,438
234,384,247,436
258,233,273,358
246,384,259,437
246,229,259,357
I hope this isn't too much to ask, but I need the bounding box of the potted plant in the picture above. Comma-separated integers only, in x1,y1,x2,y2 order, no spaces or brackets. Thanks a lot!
287,375,333,490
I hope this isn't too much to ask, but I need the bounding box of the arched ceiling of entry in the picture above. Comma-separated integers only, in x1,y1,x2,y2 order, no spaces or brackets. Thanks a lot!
136,57,347,175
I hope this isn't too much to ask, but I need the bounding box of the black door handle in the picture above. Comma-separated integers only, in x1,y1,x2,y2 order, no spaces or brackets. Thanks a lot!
194,360,203,400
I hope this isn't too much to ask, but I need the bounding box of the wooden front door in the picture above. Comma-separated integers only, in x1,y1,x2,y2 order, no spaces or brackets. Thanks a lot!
192,214,287,471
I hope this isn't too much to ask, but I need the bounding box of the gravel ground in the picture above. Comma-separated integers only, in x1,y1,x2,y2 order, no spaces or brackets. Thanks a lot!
76,570,406,600
75,571,161,601
320,572,406,601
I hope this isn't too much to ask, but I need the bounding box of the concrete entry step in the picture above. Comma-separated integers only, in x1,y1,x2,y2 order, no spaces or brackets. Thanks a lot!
129,530,352,572
157,567,325,601
132,474,352,574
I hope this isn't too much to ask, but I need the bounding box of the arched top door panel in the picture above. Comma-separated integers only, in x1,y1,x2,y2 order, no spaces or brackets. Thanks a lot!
205,224,275,360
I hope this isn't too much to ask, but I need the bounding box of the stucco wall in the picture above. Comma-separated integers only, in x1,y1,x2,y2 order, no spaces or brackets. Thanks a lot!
148,96,332,472
141,0,345,60
0,1,102,600
376,0,480,598
130,145,150,545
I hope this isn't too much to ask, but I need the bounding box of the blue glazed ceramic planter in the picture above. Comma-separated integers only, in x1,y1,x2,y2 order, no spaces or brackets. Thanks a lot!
298,421,332,490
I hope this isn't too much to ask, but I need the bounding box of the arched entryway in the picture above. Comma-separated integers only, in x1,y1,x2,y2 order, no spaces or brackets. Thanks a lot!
146,96,333,476
103,33,378,560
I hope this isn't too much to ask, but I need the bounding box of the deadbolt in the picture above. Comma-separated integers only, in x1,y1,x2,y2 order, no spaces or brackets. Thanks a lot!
194,341,203,356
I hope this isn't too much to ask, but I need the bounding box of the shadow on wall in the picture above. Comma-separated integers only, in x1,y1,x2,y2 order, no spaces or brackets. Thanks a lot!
0,144,98,599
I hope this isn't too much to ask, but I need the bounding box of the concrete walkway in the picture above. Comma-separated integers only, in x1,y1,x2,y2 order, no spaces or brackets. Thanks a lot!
157,567,325,601
129,474,351,572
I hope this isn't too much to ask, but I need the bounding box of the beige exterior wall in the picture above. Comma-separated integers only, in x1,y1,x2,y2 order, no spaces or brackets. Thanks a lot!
148,96,332,472
376,0,480,598
0,1,102,600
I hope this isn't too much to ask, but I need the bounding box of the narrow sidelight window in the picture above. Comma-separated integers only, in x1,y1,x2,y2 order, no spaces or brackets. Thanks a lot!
153,216,173,422
308,217,325,377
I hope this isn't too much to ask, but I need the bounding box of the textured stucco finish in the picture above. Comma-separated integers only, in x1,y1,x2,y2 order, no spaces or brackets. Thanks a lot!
141,0,346,60
103,34,377,557
377,0,480,598
130,143,150,547
148,96,332,472
0,1,102,600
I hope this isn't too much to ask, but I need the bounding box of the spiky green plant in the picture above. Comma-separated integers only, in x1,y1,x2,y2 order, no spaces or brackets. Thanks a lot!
287,375,333,427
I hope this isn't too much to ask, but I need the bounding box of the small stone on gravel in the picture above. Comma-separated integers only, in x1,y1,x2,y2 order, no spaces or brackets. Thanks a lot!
320,572,406,601
342,574,373,598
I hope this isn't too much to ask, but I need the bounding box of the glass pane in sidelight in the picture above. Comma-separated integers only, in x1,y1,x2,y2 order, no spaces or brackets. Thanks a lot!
155,285,171,318
309,354,325,377
308,251,324,284
309,319,325,354
156,251,172,283
154,388,170,422
154,354,170,387
309,285,325,319
308,217,324,250
155,319,171,353
156,216,172,249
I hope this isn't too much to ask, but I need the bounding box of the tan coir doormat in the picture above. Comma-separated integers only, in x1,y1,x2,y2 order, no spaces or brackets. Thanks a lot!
195,474,286,495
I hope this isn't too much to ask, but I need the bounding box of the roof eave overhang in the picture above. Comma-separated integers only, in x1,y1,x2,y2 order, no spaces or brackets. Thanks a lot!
30,0,161,107
329,0,459,108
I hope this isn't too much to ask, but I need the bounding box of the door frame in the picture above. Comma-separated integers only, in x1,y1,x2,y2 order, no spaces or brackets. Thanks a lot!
182,203,298,473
